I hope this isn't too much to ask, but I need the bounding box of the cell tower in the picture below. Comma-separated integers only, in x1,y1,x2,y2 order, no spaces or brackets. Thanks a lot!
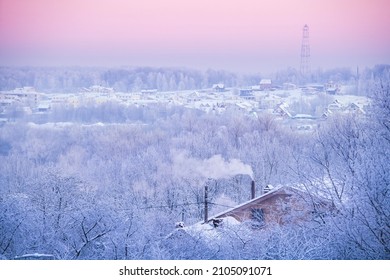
300,24,310,77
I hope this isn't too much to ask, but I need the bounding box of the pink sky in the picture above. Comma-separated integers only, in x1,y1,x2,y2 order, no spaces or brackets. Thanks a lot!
0,0,389,73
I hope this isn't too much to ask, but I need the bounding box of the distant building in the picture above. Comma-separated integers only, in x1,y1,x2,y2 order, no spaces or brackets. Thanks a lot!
87,85,115,94
259,79,272,90
0,87,42,108
239,89,255,100
327,99,343,111
251,85,261,91
301,84,323,94
321,109,332,119
37,102,51,113
116,92,141,102
0,99,13,108
273,102,291,118
346,102,366,115
51,94,77,105
141,89,158,94
186,91,201,102
325,82,340,95
212,84,225,92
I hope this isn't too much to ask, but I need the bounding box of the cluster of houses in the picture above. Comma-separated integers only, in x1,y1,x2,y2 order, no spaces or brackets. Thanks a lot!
0,86,41,110
0,81,369,128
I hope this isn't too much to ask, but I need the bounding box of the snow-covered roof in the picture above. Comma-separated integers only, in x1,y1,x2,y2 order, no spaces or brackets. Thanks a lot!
37,102,51,109
14,253,55,260
292,114,317,120
212,83,225,89
206,185,283,222
260,79,272,85
207,183,334,224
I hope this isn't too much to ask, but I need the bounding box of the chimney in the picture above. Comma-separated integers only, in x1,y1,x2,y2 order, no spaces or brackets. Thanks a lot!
264,184,272,194
251,180,256,199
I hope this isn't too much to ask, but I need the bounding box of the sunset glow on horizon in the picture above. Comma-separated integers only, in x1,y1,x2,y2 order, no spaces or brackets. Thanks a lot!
1,0,389,73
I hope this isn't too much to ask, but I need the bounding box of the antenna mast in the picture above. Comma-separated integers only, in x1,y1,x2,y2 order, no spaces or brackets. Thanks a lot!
300,24,310,78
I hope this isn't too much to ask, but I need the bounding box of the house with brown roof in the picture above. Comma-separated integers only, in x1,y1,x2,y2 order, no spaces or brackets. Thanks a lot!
212,83,225,92
206,184,332,229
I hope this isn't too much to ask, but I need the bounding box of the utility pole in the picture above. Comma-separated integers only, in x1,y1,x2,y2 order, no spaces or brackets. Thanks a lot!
204,184,209,223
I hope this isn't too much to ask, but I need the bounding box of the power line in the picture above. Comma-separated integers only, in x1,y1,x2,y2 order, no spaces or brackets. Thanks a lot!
116,201,235,211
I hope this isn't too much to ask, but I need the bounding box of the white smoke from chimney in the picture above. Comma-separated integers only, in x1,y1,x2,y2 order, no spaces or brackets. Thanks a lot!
171,151,253,180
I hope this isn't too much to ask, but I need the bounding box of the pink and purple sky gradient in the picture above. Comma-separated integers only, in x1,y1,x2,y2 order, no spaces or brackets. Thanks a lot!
0,0,389,73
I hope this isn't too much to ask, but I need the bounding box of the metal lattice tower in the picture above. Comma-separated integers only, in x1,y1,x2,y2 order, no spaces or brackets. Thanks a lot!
300,24,310,77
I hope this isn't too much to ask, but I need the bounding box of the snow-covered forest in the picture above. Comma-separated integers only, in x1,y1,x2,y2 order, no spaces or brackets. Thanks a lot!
0,65,360,93
0,65,389,260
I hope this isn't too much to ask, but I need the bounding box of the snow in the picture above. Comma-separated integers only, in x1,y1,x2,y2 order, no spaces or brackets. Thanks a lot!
14,253,55,260
0,77,385,260
293,114,317,119
260,79,272,85
178,216,242,242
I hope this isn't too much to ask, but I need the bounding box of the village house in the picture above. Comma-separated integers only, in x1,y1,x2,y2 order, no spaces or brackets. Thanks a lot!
239,88,255,100
0,87,42,108
87,85,115,94
37,102,51,113
166,181,334,252
186,91,201,102
116,92,141,102
327,99,343,112
212,83,225,92
273,102,292,118
325,82,340,95
346,102,366,115
259,79,272,91
251,85,262,91
206,183,332,229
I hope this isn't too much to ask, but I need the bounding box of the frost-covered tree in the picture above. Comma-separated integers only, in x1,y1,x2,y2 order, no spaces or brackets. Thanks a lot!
1,69,388,259
299,87,390,258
